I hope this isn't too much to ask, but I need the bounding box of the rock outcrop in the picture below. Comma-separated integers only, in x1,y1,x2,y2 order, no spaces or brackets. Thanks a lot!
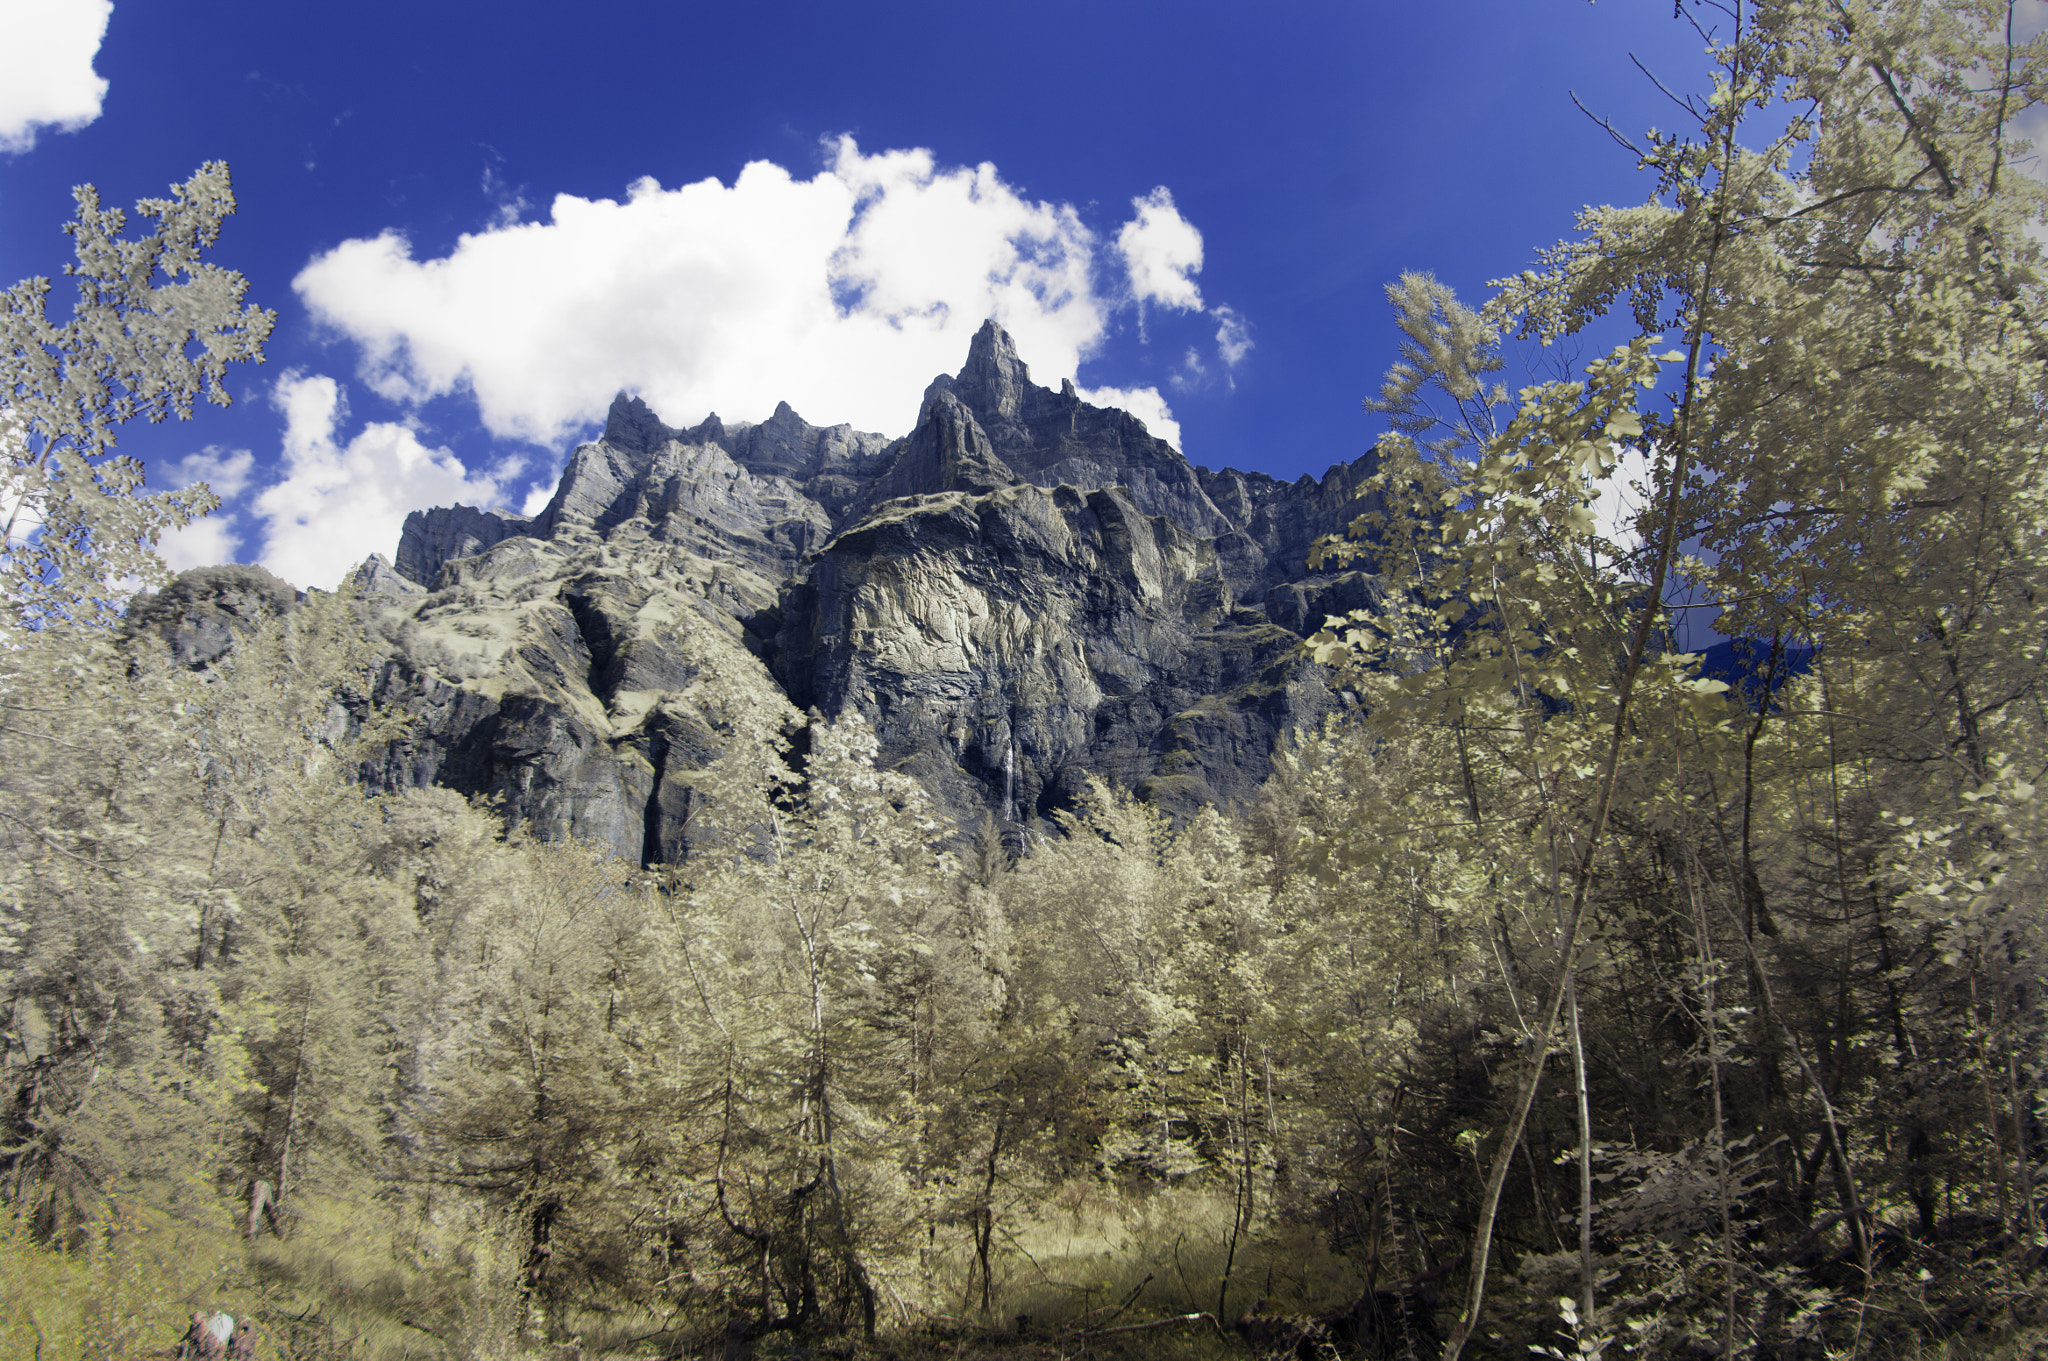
932,324,1242,540
772,480,1343,820
148,322,1396,861
396,504,531,587
361,532,788,865
754,322,1391,822
123,564,302,669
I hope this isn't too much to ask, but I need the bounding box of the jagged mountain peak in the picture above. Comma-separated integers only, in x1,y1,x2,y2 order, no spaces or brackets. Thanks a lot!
349,322,1392,860
955,318,1035,422
600,392,682,454
600,392,824,462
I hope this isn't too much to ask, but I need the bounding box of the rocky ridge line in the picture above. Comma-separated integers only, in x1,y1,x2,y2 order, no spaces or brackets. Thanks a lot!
295,322,1391,861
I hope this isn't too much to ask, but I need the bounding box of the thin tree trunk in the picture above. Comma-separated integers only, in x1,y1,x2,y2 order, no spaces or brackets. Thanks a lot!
1993,972,2040,1241
1218,1041,1258,1324
1568,976,1596,1325
971,1114,1006,1317
275,988,314,1206
1677,775,1740,1360
791,892,877,1338
1723,905,1873,1287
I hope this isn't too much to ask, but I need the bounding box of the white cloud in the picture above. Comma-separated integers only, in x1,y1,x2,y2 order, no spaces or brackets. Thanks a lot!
1115,187,1205,313
1213,305,1252,368
294,138,1157,447
0,0,111,153
155,514,241,573
153,446,257,571
1077,384,1181,450
167,446,255,499
1591,444,1653,568
1167,303,1253,396
520,478,556,516
1,408,47,554
481,158,530,228
253,372,514,589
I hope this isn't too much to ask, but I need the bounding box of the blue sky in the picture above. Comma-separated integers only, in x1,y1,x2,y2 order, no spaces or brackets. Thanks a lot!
2,0,1714,587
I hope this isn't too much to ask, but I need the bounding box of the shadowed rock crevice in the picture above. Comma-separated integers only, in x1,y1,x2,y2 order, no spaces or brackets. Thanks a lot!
562,591,624,707
640,728,669,869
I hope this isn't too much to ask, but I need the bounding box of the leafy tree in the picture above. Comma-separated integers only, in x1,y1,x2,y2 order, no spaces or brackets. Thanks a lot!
2,161,273,631
1362,270,1514,466
667,709,972,1343
1313,2,2048,1355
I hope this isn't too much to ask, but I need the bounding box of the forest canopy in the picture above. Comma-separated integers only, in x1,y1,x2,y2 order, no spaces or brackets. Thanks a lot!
3,3,2045,1360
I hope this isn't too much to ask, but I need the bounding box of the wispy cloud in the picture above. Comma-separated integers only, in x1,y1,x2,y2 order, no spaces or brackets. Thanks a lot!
1169,308,1252,396
480,148,531,227
1213,306,1252,369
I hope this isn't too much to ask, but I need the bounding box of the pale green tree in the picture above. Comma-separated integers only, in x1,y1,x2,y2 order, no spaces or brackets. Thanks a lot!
1317,2,2048,1355
2,161,273,632
0,165,274,1246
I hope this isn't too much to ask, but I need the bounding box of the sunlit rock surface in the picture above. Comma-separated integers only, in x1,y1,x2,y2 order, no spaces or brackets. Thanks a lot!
152,321,1396,860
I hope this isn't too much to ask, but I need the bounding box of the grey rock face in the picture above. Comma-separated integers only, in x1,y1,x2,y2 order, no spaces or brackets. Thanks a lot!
261,323,1398,856
751,321,1394,823
123,564,301,669
841,389,1019,524
932,321,1242,540
773,482,1341,820
567,395,898,526
351,553,424,597
362,532,793,864
396,504,532,587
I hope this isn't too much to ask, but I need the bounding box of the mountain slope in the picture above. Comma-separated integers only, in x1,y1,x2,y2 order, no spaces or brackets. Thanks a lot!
349,321,1392,859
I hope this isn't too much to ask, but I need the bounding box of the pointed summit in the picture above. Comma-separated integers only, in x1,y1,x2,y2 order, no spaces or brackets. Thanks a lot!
602,393,680,454
955,319,1032,422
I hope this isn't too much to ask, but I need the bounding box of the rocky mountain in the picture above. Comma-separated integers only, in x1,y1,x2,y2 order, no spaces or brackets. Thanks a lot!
123,563,304,669
304,322,1392,861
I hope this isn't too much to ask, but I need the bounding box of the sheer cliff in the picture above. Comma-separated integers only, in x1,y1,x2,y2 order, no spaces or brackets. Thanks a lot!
345,320,1392,861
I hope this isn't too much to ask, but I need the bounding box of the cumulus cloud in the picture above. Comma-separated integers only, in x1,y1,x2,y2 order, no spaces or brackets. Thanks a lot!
0,0,111,153
154,447,256,571
1115,187,1205,313
295,138,1148,446
1077,384,1181,449
155,513,241,574
253,372,515,589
